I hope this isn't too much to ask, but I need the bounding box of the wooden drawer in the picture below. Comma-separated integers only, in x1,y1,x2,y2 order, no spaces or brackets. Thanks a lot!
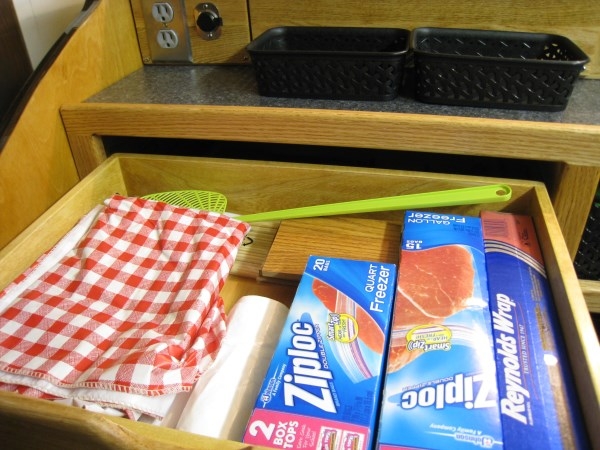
0,153,598,448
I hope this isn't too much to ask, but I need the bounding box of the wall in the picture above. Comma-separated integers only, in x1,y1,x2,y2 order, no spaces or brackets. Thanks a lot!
12,0,86,68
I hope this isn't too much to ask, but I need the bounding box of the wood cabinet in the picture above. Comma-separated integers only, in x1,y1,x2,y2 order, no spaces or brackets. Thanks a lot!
0,0,142,251
76,0,600,263
0,0,599,447
2,0,599,261
1,153,598,448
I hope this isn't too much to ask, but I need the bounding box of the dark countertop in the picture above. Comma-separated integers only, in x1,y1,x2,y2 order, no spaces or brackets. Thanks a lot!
87,65,600,126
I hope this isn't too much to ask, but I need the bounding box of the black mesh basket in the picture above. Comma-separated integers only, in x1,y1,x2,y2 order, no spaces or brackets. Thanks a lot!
246,27,410,101
574,192,600,280
412,27,589,111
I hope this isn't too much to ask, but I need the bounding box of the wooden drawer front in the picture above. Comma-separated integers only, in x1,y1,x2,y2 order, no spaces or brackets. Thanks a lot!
0,154,597,449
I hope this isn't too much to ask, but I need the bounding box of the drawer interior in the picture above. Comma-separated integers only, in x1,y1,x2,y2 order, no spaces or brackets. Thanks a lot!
0,153,597,448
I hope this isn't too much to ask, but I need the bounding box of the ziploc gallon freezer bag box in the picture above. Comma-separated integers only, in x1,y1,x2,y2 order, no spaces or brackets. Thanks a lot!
243,255,396,450
377,211,503,450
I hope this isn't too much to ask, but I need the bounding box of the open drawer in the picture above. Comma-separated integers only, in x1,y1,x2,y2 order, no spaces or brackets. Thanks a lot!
0,153,598,448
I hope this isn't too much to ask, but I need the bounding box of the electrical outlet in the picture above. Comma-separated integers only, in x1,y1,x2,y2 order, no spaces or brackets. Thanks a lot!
157,29,179,48
152,3,175,23
141,0,192,62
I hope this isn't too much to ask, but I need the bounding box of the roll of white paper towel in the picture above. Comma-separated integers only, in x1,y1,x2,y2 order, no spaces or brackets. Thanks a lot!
173,295,289,441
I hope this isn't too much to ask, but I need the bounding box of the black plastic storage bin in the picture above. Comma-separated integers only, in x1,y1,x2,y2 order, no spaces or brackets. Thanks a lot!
574,190,600,280
411,27,589,111
246,27,410,101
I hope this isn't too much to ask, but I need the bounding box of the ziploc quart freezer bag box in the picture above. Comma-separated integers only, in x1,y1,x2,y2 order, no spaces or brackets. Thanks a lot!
377,211,503,450
243,255,396,450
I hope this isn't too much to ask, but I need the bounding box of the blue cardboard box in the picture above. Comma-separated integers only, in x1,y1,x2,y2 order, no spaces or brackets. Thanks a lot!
377,211,503,450
244,256,396,450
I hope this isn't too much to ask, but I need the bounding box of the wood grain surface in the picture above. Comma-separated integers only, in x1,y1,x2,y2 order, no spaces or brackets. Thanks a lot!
262,217,402,280
0,0,142,250
60,102,600,257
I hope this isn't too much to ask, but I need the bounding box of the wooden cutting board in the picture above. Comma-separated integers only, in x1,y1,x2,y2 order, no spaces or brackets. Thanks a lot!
260,217,402,281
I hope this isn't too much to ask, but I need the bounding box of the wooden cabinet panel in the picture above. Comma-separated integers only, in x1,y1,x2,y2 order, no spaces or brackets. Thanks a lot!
0,0,143,250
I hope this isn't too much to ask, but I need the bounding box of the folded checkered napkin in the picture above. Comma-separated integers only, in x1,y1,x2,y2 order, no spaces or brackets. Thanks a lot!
0,195,250,399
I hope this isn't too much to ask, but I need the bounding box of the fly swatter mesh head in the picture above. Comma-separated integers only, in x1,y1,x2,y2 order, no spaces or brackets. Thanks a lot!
142,190,228,213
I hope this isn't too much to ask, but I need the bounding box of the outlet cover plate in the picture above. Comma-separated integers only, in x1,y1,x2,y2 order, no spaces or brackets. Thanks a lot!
141,0,192,62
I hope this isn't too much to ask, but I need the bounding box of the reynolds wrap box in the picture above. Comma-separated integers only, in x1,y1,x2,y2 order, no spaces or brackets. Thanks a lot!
243,256,396,450
481,211,588,449
377,211,503,450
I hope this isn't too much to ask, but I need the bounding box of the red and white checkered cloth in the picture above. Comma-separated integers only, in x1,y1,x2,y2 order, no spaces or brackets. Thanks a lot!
0,195,250,403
